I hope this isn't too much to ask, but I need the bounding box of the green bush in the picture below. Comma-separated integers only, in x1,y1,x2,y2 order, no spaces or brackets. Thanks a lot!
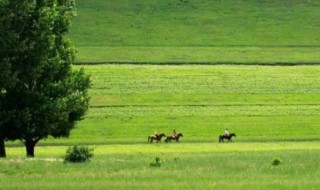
149,157,162,167
272,157,282,166
64,146,94,163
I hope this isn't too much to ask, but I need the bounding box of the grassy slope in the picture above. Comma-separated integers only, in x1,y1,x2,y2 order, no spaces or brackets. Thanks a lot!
32,65,320,145
69,0,320,63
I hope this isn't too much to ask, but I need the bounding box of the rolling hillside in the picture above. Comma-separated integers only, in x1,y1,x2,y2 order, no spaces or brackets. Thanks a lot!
68,0,320,63
2,2,320,188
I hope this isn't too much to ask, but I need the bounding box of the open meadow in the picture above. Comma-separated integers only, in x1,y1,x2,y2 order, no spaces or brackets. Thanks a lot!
64,65,320,144
2,64,320,189
1,0,320,189
1,143,320,190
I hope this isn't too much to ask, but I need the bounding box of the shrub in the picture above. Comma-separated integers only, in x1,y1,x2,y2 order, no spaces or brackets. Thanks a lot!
64,145,94,163
272,157,282,166
150,157,162,167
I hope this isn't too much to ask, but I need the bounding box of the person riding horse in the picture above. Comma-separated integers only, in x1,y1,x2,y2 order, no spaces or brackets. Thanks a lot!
172,130,177,138
224,128,229,137
165,132,183,142
154,129,159,138
219,132,236,143
148,132,166,143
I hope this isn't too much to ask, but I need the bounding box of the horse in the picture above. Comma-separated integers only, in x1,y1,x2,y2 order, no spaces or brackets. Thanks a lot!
148,133,166,143
219,133,236,143
165,133,183,143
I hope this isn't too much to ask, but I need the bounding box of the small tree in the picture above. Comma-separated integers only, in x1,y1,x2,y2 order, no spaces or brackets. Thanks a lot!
0,0,90,157
64,145,94,163
272,157,282,166
150,157,162,167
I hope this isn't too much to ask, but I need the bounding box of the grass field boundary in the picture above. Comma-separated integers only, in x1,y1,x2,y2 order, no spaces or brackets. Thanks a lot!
74,61,320,66
5,138,320,148
89,103,320,108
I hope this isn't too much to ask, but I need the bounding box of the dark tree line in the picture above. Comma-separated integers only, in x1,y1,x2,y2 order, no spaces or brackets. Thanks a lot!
0,0,90,157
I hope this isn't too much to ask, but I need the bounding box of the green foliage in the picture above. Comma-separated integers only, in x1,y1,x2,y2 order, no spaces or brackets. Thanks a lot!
149,157,162,167
64,145,93,163
272,157,282,166
0,0,90,157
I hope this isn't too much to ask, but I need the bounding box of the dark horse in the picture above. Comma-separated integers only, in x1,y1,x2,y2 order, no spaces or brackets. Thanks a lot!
219,133,236,143
165,133,183,143
148,133,166,143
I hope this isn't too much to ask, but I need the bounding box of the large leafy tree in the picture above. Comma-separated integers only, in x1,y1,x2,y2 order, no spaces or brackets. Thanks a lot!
0,60,14,157
0,0,19,157
0,0,90,157
0,58,16,157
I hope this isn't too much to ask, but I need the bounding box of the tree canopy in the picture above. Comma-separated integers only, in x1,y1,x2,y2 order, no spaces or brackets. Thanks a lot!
0,0,90,157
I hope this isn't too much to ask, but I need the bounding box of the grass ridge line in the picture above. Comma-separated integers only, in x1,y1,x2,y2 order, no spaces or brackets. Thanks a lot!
76,45,320,48
89,104,320,108
74,61,320,66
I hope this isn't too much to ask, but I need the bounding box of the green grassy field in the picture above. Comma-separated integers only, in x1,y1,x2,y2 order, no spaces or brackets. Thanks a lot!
69,0,320,63
2,0,320,189
21,64,318,145
3,64,319,189
1,143,320,190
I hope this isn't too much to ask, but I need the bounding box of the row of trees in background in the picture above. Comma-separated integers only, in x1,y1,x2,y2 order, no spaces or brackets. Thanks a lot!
0,0,90,157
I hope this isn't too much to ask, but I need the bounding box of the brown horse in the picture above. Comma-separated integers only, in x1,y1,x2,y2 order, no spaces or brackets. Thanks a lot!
219,133,236,143
165,133,183,143
148,133,166,143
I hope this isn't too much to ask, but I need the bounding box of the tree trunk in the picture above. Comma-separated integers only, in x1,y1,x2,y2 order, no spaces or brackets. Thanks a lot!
25,139,36,157
0,137,6,158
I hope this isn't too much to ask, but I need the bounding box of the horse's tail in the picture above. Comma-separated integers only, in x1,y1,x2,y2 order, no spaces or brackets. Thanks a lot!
218,135,222,143
148,136,150,142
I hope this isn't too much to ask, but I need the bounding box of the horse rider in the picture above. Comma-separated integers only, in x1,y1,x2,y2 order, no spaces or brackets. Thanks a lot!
154,129,159,138
224,128,229,137
172,129,177,138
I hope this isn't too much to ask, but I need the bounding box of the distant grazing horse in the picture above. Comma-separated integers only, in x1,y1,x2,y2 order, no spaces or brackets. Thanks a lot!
219,133,236,143
165,133,183,143
148,133,166,143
